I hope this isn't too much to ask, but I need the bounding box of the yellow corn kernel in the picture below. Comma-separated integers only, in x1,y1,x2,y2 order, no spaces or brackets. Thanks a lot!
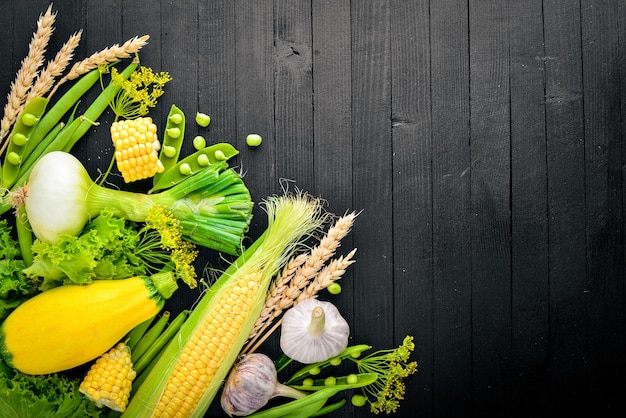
152,273,260,417
110,117,165,183
79,342,137,412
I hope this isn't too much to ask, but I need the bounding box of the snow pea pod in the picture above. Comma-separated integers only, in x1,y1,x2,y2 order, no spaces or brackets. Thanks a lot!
153,104,186,186
149,143,239,193
247,373,378,418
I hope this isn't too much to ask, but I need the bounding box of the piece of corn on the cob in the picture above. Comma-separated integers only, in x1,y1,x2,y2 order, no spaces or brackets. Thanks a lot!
79,342,137,412
111,117,164,183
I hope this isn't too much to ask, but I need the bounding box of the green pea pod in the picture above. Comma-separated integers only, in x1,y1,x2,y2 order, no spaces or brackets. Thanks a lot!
247,373,378,418
153,104,186,185
149,143,239,193
286,344,372,384
2,97,49,188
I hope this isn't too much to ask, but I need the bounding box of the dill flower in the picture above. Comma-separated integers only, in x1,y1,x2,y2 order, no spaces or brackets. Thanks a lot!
106,65,172,121
351,335,418,414
145,205,198,288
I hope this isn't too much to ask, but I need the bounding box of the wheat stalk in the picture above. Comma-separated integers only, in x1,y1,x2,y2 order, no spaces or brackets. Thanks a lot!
244,248,357,355
26,30,82,102
242,212,358,354
48,34,150,98
0,4,55,143
297,248,357,302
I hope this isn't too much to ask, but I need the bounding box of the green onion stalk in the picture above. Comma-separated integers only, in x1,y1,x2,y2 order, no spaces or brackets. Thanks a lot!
22,151,253,255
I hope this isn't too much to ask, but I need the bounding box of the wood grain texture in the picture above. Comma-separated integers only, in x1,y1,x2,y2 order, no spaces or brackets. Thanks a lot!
0,0,625,416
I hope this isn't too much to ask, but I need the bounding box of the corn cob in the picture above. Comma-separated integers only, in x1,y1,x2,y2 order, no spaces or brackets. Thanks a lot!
123,193,328,418
111,117,164,182
79,342,137,412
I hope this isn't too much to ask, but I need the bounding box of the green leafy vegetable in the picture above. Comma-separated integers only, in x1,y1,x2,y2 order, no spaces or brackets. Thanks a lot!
23,210,153,291
0,219,34,321
0,359,104,418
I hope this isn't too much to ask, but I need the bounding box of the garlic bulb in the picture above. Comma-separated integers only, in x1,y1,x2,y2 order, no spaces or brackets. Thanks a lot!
280,298,350,364
221,353,306,416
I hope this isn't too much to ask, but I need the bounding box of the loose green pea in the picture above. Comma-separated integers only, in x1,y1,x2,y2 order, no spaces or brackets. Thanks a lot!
193,135,206,150
347,374,359,385
7,152,21,165
195,112,211,127
351,394,367,407
179,163,192,175
196,153,210,166
324,376,336,386
308,366,321,376
11,133,28,146
163,145,177,158
327,283,342,295
166,127,181,139
246,133,262,147
169,113,183,124
21,113,38,126
302,378,314,387
214,150,227,160
329,357,342,366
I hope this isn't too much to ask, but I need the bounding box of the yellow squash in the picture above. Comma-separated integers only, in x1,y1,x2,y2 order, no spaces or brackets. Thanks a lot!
0,272,177,375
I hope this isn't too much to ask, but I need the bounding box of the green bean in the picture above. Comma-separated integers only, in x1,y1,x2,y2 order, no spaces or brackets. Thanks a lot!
131,311,170,362
149,143,239,193
133,310,189,377
22,67,101,159
311,399,347,417
125,317,155,352
15,205,33,267
153,104,186,185
62,60,139,152
1,97,49,188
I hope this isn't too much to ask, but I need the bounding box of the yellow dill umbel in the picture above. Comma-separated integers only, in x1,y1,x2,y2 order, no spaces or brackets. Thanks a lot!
111,117,164,182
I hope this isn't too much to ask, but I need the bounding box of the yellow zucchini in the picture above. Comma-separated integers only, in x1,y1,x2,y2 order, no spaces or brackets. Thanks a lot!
0,272,177,375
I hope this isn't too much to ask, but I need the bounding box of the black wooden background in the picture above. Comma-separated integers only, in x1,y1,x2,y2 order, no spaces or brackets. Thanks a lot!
1,1,625,417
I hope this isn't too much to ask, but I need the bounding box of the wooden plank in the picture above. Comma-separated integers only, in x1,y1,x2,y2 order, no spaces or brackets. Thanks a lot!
197,1,237,149
468,1,512,415
310,7,355,413
429,0,472,415
390,0,432,415
350,0,394,355
311,0,352,215
273,0,314,193
542,1,587,415
580,0,625,410
160,0,199,148
234,0,276,237
508,1,551,416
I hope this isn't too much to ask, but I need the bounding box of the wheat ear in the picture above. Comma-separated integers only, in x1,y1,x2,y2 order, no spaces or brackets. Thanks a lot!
243,212,357,354
0,4,56,143
26,30,82,102
245,249,357,355
297,248,357,302
242,253,308,352
48,34,150,98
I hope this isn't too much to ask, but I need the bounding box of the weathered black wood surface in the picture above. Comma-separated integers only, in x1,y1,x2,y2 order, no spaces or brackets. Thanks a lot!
1,1,625,417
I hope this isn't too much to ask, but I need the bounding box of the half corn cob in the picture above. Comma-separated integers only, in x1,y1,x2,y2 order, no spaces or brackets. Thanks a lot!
111,117,164,182
79,342,137,412
123,193,328,417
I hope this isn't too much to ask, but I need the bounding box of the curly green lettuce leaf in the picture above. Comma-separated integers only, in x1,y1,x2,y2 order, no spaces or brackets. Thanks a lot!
0,220,35,321
23,210,149,291
0,360,104,418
